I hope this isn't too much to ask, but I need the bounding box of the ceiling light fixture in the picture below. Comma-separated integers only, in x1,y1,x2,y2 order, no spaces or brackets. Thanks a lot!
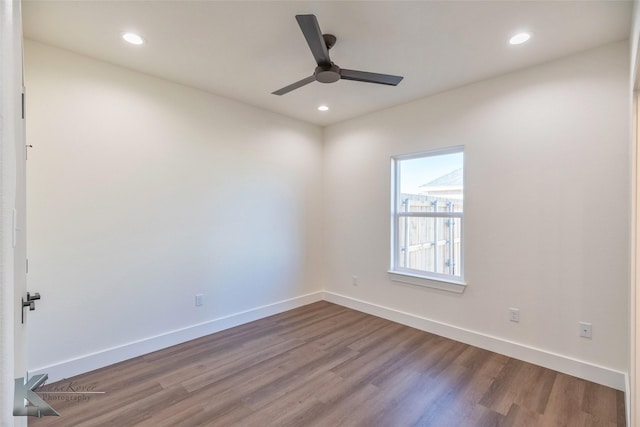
122,32,145,45
509,32,531,45
318,105,329,111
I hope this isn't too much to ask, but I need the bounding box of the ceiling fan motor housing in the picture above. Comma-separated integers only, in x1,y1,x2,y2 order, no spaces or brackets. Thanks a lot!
315,63,341,83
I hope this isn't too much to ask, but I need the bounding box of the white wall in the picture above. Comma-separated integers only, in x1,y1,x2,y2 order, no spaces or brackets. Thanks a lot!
25,37,631,391
324,42,630,378
24,40,324,377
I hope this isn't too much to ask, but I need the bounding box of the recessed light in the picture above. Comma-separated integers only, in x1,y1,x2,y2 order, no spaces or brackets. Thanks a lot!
318,105,329,111
122,32,145,45
509,32,531,45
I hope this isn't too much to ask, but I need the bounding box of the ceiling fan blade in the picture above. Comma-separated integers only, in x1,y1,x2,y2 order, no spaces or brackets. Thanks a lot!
272,75,316,96
295,14,331,66
340,69,404,86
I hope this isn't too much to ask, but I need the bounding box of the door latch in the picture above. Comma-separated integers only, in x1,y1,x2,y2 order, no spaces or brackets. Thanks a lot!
21,292,41,324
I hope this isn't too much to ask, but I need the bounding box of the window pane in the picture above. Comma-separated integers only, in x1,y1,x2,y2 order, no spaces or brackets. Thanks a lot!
397,152,463,213
398,216,462,277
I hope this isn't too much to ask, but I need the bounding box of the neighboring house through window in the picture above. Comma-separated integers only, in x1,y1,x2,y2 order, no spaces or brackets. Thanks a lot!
390,147,464,291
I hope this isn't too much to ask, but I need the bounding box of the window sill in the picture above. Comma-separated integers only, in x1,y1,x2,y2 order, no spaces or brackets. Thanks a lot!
387,271,467,294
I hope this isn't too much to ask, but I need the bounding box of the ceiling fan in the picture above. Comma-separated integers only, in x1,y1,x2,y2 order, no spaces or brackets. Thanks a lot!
272,14,404,96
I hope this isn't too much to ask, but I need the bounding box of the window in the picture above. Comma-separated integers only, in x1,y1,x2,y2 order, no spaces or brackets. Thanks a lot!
390,147,464,289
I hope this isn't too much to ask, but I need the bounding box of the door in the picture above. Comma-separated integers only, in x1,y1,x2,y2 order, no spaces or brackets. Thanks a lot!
0,1,28,425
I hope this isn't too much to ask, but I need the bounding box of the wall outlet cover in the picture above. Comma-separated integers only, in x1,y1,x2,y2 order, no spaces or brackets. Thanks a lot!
579,321,592,339
509,307,519,323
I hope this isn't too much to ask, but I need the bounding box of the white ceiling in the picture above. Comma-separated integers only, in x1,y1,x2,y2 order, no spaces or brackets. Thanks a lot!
22,1,632,126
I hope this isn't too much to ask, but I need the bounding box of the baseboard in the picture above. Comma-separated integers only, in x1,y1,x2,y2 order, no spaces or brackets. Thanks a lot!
323,291,626,391
30,289,626,392
29,291,324,383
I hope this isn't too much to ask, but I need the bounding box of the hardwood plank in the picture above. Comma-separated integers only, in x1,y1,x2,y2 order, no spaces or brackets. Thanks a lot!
582,381,620,424
479,357,557,416
30,301,625,427
541,373,590,427
500,403,543,427
617,390,627,427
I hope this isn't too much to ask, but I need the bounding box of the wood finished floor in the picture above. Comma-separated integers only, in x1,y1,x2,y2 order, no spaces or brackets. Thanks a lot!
30,301,625,427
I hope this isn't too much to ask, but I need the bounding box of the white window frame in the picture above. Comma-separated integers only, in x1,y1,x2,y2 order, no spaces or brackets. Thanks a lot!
389,146,466,293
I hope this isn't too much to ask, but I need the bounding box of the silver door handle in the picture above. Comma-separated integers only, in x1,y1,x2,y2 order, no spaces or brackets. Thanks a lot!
21,292,41,323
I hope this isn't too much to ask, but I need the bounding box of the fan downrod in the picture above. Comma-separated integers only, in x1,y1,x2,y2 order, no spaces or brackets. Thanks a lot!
315,34,339,83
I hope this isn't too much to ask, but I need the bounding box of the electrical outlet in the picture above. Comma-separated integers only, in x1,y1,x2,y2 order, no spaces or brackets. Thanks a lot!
195,294,204,307
509,307,519,323
579,322,592,339
352,275,359,286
